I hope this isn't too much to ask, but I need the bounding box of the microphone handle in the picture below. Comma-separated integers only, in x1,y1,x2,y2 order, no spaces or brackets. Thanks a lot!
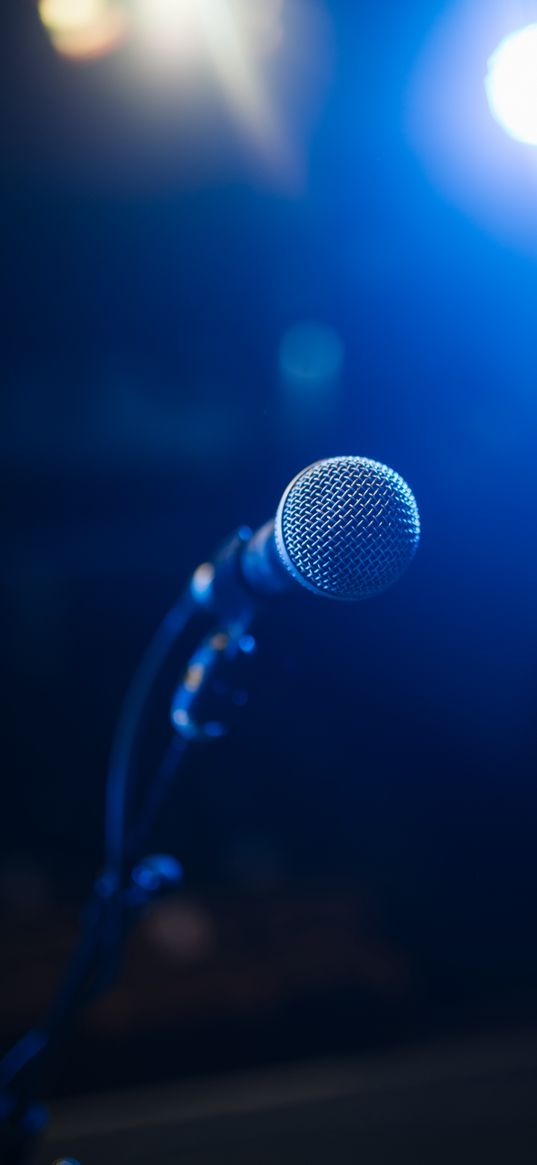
190,524,291,616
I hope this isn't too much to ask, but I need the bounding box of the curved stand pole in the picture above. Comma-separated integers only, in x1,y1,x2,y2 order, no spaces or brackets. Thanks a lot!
0,548,258,1164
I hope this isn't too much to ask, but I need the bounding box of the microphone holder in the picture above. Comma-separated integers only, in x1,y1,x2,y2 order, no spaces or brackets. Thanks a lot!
0,534,260,1165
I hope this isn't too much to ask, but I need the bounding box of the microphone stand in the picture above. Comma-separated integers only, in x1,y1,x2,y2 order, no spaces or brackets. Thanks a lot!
0,532,258,1165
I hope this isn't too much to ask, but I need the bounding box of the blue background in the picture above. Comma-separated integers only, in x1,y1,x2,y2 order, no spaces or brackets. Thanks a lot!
1,0,537,1084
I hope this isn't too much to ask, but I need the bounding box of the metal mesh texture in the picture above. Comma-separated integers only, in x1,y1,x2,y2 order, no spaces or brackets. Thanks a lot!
276,456,420,601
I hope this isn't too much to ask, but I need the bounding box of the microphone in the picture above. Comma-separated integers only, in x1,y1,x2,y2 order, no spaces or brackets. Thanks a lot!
192,456,420,612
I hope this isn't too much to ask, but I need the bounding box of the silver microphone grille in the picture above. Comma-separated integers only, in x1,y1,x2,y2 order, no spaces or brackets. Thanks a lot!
274,456,420,601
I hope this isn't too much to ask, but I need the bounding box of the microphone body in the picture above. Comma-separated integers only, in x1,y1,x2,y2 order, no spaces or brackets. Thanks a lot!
191,456,420,615
240,520,290,597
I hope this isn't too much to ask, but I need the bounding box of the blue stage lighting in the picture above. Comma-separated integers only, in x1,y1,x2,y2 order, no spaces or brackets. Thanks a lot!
486,24,537,146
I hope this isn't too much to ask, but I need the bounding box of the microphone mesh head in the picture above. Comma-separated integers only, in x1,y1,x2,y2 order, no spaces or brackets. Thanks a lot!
274,456,420,601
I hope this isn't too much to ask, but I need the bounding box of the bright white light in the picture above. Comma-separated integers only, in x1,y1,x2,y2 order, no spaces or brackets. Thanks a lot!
485,24,537,146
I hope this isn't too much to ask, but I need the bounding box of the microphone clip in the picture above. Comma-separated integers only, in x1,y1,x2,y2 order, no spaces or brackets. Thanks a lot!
170,617,256,742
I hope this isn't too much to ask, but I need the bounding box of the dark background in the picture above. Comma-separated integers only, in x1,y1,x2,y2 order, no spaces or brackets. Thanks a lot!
1,0,537,1100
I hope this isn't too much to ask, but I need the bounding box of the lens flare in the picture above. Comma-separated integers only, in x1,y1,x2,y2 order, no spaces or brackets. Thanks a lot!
485,24,537,146
279,322,344,389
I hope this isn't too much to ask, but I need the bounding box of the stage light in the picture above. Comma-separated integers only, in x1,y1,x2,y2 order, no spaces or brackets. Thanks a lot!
38,0,127,61
407,1,537,255
485,24,537,146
